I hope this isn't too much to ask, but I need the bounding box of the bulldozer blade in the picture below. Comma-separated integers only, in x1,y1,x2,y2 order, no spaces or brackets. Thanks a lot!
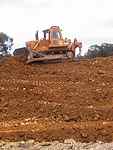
26,54,66,64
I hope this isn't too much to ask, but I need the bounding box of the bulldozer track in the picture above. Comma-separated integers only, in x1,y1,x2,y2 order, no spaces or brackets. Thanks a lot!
0,119,113,129
0,79,68,86
0,119,112,142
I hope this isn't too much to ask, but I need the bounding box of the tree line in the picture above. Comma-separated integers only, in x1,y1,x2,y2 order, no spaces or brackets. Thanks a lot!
0,32,13,57
84,43,113,58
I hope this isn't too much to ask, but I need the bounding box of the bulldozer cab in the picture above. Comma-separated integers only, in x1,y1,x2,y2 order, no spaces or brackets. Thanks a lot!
43,26,63,41
47,26,64,47
49,26,63,40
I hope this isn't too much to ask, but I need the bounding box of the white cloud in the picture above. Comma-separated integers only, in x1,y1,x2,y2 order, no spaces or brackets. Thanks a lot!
0,0,113,50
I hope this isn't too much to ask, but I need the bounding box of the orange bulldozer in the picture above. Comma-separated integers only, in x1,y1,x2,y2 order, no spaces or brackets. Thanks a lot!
13,26,82,63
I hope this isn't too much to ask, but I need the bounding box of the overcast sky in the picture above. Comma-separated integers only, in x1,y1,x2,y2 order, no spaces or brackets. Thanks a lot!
0,0,113,52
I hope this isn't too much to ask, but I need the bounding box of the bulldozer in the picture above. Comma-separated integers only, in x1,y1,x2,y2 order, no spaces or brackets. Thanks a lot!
13,26,82,63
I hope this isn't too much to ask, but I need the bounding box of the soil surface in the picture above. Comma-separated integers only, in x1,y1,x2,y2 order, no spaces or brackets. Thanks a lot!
0,56,113,142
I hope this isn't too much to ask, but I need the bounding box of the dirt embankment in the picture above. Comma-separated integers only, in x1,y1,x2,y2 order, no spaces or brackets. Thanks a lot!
0,56,113,142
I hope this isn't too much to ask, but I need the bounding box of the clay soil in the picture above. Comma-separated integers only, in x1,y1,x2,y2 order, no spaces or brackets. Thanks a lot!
0,56,113,142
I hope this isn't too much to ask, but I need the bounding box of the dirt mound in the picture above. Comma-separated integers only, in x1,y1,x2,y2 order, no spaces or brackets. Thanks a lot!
0,56,113,142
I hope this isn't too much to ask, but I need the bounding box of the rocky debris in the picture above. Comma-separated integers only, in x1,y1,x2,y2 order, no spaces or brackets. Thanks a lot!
0,139,113,150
